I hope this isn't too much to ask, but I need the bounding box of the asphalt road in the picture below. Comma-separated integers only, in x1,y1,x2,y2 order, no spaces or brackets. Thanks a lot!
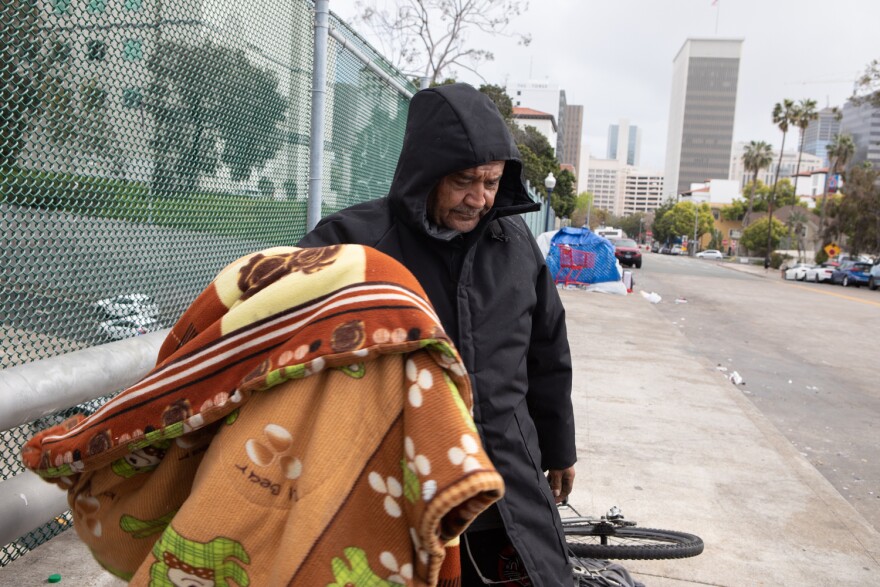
632,251,880,532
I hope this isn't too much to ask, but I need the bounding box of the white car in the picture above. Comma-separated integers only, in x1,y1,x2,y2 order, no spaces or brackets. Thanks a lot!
783,263,812,281
805,263,837,283
99,315,159,341
670,244,683,255
696,249,723,259
92,293,159,320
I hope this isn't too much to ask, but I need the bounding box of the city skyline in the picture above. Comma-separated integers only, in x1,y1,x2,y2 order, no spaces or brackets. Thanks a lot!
328,0,879,171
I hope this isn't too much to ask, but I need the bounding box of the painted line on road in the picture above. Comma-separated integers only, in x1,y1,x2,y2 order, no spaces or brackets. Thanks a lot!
786,282,880,308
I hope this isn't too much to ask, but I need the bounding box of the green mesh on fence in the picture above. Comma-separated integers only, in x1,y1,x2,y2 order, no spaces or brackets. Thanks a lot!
1,0,415,567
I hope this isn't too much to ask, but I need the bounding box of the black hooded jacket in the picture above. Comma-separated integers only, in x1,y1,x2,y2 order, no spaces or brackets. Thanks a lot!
298,83,575,585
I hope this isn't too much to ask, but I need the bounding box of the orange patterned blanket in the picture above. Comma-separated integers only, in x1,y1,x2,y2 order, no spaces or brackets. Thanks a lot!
22,245,504,586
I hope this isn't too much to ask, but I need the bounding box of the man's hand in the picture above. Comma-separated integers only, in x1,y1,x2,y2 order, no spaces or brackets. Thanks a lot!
546,466,576,504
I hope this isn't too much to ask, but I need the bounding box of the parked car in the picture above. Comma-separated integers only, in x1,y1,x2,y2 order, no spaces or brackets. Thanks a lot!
670,244,683,255
659,244,671,254
830,261,872,287
99,315,159,341
91,293,159,320
806,262,837,283
609,238,642,268
651,241,661,253
696,249,723,259
782,263,812,281
869,263,880,291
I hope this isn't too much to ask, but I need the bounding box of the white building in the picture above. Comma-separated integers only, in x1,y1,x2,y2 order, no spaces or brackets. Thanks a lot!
728,142,823,189
622,168,664,215
680,179,740,204
511,80,562,132
664,38,743,198
512,107,558,155
580,154,664,216
607,119,642,167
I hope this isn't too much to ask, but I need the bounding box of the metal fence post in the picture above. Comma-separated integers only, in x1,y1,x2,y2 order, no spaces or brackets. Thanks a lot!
308,0,331,231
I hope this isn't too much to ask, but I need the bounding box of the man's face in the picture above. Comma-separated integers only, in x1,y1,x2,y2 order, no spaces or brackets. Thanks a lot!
429,161,505,233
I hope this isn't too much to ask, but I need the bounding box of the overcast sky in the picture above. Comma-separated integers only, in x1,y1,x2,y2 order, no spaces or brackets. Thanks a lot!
328,0,880,170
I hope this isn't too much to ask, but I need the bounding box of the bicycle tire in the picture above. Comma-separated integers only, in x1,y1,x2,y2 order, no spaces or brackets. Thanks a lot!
565,524,704,560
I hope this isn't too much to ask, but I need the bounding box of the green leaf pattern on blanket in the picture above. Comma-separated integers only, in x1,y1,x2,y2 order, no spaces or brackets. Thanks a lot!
120,511,177,539
444,372,477,433
149,526,250,587
328,547,401,587
128,422,185,452
337,362,366,378
265,363,307,388
400,457,420,503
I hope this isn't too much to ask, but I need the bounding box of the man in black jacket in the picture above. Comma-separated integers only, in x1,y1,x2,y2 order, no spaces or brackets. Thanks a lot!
298,83,575,586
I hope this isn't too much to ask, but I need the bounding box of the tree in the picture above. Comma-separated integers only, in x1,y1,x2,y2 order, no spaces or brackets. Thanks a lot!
665,201,714,248
648,198,677,244
741,141,773,227
835,163,880,255
818,133,855,237
741,217,789,256
478,83,513,120
551,168,576,219
354,0,531,85
786,208,809,262
766,99,797,256
147,40,287,195
569,192,593,228
853,58,880,108
791,99,818,188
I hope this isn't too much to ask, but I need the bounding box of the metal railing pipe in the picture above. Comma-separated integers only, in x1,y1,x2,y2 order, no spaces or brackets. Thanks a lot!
0,473,69,547
0,331,167,432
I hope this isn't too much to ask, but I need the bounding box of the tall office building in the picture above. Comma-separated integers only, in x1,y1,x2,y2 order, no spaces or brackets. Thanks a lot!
802,107,841,166
607,120,642,166
664,38,743,197
840,99,880,171
560,104,584,177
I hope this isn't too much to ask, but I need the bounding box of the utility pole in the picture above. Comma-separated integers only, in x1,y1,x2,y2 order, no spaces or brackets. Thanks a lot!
692,205,699,256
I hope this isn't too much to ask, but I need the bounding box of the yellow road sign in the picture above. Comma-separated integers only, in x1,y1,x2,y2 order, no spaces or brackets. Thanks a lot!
824,243,841,258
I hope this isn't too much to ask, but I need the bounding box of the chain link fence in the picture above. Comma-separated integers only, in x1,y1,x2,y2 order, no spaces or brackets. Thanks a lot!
1,0,415,566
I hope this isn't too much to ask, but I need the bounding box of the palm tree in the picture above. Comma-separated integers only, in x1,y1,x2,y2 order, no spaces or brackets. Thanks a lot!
741,140,773,227
765,99,797,259
791,99,818,190
818,133,856,238
787,208,809,262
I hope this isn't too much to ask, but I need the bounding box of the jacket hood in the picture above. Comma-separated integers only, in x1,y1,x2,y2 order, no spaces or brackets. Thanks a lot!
387,83,537,234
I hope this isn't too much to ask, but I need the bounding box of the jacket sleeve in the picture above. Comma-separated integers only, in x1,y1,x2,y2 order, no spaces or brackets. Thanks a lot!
296,214,347,247
525,241,576,471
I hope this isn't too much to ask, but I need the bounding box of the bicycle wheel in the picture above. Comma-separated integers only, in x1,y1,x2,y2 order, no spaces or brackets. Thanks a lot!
565,524,704,560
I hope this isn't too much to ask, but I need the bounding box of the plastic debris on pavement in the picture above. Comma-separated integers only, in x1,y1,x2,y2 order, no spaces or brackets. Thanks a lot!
640,290,662,304
729,371,745,385
675,297,688,304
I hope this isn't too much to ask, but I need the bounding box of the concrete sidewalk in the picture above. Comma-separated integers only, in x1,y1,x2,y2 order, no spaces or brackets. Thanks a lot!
4,288,880,585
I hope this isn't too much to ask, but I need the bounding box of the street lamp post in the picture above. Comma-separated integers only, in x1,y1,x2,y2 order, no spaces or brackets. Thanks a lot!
544,172,556,232
692,205,699,256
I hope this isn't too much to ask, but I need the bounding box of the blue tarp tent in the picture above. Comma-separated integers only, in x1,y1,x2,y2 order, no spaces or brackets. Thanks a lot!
545,227,620,284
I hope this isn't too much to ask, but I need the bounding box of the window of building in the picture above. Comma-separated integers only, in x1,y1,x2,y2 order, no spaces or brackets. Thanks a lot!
87,40,106,61
123,87,142,108
124,39,143,61
88,0,108,13
125,0,144,9
53,0,71,14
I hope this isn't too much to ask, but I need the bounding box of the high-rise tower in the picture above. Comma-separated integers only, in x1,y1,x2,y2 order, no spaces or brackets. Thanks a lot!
664,38,743,197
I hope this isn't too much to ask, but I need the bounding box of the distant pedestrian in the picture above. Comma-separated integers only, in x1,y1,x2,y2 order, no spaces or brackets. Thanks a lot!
764,256,770,271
